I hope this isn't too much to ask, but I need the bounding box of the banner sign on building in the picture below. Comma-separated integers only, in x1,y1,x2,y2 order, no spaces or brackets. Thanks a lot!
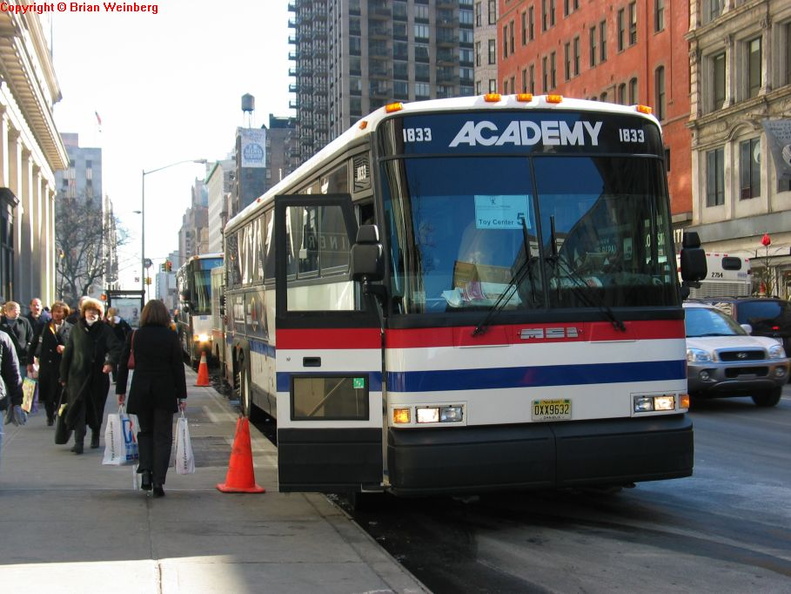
240,128,267,168
762,120,791,181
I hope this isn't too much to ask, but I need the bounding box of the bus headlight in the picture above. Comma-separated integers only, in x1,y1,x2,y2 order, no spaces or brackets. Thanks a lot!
633,394,678,413
194,333,210,343
393,405,464,425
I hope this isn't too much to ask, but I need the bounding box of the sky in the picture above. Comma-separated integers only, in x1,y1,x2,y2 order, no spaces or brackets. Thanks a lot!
49,0,292,287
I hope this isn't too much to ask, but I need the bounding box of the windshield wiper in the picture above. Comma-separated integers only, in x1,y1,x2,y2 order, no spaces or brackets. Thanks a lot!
473,215,536,337
551,255,626,333
544,215,625,333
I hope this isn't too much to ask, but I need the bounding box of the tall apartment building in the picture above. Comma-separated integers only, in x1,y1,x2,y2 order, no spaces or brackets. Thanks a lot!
497,1,692,234
289,0,475,163
687,0,791,295
474,0,499,94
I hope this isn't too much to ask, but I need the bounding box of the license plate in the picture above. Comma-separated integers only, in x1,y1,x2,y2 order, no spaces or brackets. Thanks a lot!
532,399,572,421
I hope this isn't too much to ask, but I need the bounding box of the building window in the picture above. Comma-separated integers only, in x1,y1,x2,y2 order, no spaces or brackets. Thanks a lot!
542,56,548,92
488,79,497,93
550,51,556,89
711,52,726,111
747,36,762,98
617,9,625,51
655,66,665,120
521,68,528,92
599,20,607,62
528,7,535,42
629,2,637,46
475,41,481,66
628,77,638,103
784,22,791,85
564,42,571,81
475,1,481,26
503,25,508,59
489,38,496,64
740,138,761,200
706,148,725,207
509,20,515,55
573,36,580,76
528,64,535,93
488,0,496,25
705,0,724,25
617,83,626,104
654,0,664,33
414,24,429,40
589,26,597,67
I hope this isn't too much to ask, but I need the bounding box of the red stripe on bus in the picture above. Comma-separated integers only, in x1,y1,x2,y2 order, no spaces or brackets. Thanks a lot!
385,320,684,348
277,328,382,350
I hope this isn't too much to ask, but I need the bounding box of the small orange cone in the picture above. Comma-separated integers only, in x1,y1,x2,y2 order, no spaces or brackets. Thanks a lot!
195,352,210,387
217,417,266,493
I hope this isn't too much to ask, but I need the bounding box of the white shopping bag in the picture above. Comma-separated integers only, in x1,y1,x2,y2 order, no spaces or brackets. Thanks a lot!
174,412,195,475
103,406,137,465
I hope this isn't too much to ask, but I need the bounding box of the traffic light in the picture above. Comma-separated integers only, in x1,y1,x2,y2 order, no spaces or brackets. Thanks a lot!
145,277,151,285
165,260,172,272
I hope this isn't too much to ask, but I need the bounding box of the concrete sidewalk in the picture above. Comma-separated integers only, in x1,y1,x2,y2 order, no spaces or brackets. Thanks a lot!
0,368,428,593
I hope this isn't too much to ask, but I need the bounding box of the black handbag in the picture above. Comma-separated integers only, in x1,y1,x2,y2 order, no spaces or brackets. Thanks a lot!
54,390,72,445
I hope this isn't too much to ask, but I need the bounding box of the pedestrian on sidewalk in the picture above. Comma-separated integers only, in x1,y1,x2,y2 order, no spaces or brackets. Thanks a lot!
116,299,187,498
59,298,122,454
0,301,35,379
30,301,73,426
0,328,23,471
105,307,132,383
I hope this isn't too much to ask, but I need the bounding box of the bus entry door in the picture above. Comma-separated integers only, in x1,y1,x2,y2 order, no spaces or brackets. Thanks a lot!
274,194,384,493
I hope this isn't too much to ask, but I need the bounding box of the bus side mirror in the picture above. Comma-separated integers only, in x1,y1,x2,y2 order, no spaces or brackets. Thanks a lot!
351,224,384,282
679,231,707,283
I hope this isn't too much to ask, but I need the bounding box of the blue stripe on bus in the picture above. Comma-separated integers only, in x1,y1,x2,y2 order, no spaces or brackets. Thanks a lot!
274,360,683,394
385,360,686,393
250,339,276,358
277,372,384,393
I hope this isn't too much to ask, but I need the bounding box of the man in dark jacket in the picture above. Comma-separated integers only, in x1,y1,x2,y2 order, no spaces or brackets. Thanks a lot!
59,298,122,454
0,328,24,467
0,301,34,379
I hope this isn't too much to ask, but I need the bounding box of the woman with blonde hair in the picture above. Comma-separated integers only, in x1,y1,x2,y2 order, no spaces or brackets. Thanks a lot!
116,299,187,497
60,297,122,454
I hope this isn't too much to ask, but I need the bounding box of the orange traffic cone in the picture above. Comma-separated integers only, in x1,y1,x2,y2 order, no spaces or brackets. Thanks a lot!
195,352,210,387
217,417,266,493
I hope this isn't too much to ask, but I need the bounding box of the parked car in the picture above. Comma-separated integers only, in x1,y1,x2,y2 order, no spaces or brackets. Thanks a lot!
694,296,791,353
684,302,789,407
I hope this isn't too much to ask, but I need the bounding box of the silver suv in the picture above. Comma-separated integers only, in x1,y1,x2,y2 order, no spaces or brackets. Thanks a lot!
684,302,789,407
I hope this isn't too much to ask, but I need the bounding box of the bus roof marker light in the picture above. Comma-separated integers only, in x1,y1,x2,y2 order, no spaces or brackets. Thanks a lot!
636,104,653,115
385,102,404,113
546,94,563,104
483,93,502,103
358,120,369,130
516,93,533,103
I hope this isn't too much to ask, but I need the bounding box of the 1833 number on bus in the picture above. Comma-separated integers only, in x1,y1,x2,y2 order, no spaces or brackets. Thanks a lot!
532,399,572,421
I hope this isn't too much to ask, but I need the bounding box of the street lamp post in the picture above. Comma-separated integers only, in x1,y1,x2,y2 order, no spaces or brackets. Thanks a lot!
141,159,207,300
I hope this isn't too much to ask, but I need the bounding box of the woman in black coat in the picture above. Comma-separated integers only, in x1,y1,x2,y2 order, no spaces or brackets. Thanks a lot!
32,301,73,425
116,299,187,498
60,298,122,454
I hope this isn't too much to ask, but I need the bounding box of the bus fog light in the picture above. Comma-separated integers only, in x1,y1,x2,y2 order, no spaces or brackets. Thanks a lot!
393,408,411,425
633,396,654,412
440,406,463,422
776,367,787,378
699,370,710,381
416,407,440,424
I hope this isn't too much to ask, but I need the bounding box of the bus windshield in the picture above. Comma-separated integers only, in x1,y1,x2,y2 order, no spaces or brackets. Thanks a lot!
382,155,677,314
